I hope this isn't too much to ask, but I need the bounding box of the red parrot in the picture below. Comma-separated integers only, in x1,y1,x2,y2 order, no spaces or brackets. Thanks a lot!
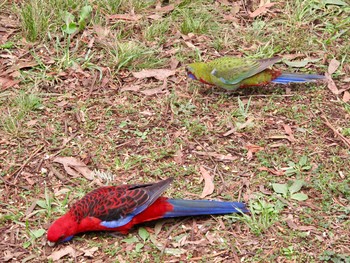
187,56,326,90
47,178,248,243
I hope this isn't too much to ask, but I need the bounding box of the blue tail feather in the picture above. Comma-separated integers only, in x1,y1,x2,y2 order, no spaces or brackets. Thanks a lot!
163,199,248,218
272,73,326,84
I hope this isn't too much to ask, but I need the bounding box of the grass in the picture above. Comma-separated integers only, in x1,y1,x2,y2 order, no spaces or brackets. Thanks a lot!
0,0,349,261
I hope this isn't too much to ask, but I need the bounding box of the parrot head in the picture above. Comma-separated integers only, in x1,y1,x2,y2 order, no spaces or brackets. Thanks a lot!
47,213,77,244
186,65,198,80
186,62,214,86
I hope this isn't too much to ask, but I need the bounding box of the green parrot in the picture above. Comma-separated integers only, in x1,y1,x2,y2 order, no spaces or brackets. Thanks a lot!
186,56,325,90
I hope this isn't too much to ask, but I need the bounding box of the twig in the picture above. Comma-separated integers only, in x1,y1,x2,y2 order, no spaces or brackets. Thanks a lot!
193,138,226,186
7,145,44,180
321,115,350,149
190,250,227,261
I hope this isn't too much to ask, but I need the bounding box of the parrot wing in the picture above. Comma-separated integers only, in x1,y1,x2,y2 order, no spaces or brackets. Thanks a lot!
70,178,173,228
211,57,281,85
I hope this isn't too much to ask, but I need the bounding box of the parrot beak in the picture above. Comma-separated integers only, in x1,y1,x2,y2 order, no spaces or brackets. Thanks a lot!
47,241,56,247
186,66,197,80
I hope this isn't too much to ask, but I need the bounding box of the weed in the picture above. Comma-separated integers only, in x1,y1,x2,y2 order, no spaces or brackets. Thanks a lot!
20,0,49,42
228,196,283,236
272,179,309,201
285,155,312,177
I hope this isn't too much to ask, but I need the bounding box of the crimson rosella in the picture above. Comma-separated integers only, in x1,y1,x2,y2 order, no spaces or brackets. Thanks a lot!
47,178,248,243
187,56,325,90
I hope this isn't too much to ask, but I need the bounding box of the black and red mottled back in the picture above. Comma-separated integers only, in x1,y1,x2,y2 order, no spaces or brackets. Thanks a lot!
69,178,173,223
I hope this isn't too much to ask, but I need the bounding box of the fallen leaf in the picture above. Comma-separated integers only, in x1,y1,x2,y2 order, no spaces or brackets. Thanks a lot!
223,117,254,136
93,25,110,39
26,120,38,126
286,214,318,232
325,72,340,95
328,58,340,75
148,14,162,20
53,157,94,180
249,3,275,18
156,4,175,13
132,69,175,80
81,247,98,258
140,86,168,96
120,85,141,92
14,61,38,70
343,91,350,102
109,14,142,21
47,246,76,261
199,166,214,198
259,185,273,195
258,166,284,176
283,124,296,142
245,144,264,160
0,77,19,90
169,57,180,70
184,41,197,50
174,149,184,165
193,151,237,162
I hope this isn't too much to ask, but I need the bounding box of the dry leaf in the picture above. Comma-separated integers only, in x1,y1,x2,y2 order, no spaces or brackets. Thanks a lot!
249,3,275,18
140,87,168,96
169,57,180,70
193,151,237,162
328,58,340,75
132,69,175,80
93,25,110,39
82,247,98,258
148,14,162,20
258,166,284,176
121,85,141,92
109,14,142,21
0,77,19,90
245,144,264,160
286,214,317,232
174,149,184,165
47,246,76,261
325,72,340,95
53,157,94,180
283,124,296,142
199,166,214,198
156,4,175,13
343,91,350,103
259,185,273,195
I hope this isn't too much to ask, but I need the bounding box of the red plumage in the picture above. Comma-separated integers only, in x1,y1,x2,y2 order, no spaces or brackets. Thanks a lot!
47,178,247,243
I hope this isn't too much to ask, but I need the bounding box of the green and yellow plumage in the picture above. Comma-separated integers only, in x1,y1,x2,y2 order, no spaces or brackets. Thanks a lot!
187,56,325,91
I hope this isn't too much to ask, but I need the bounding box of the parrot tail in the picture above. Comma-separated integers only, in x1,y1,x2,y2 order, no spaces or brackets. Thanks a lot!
163,199,248,218
272,73,326,84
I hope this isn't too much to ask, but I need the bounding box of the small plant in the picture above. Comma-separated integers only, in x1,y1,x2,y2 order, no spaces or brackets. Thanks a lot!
235,96,252,120
62,5,92,35
272,179,308,201
23,224,46,248
231,97,254,131
121,227,150,253
285,155,312,176
281,246,297,260
61,5,92,68
228,197,283,236
319,250,350,262
20,0,49,42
